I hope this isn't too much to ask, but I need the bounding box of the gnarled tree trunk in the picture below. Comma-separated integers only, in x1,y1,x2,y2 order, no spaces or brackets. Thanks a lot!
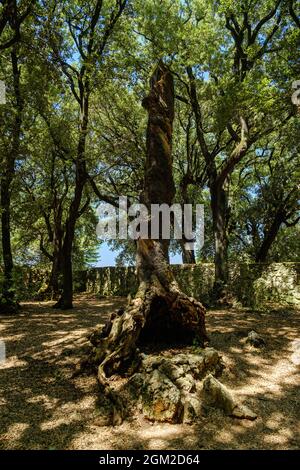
87,63,207,421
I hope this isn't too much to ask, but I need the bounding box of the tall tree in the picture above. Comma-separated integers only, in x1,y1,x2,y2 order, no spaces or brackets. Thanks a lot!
184,0,295,299
230,125,300,263
87,63,207,423
46,0,128,308
0,44,23,313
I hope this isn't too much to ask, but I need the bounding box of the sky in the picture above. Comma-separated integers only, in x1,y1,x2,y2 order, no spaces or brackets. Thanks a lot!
93,242,182,267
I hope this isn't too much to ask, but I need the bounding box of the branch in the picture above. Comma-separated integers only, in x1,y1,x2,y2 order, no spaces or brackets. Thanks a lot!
250,0,282,44
88,176,121,209
253,13,282,61
175,94,189,104
186,66,211,164
98,0,127,57
0,0,35,51
289,0,300,29
217,116,250,187
39,235,54,262
77,197,90,218
284,216,300,228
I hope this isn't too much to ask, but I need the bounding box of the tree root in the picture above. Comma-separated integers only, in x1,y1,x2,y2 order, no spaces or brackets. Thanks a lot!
83,275,208,424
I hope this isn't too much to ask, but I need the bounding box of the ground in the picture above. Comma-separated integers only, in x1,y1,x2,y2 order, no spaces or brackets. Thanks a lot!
0,295,299,450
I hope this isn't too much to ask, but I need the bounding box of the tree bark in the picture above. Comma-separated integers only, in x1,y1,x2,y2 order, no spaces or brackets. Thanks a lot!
87,63,207,422
210,183,229,299
0,0,33,51
187,67,251,303
39,243,63,299
48,219,64,297
38,203,64,299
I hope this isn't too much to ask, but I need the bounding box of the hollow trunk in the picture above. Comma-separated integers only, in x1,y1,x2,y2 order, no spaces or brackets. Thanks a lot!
87,63,207,422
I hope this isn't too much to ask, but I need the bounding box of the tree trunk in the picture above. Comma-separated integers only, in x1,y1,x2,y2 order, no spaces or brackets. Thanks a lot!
180,237,196,264
39,246,62,299
179,181,196,264
210,182,229,302
53,159,87,309
53,87,88,310
49,246,62,297
58,234,73,309
87,62,207,422
44,259,61,299
48,226,64,297
0,48,22,314
255,211,284,263
0,179,14,311
53,220,76,309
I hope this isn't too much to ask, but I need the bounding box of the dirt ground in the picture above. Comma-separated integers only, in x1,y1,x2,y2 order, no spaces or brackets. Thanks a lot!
0,295,299,450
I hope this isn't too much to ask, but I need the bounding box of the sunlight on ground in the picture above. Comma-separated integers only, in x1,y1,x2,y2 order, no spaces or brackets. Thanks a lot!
0,297,299,450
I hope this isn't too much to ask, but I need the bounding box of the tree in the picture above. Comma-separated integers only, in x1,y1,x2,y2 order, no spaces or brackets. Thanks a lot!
182,0,296,299
229,123,300,263
45,0,128,308
0,0,34,312
0,44,23,313
87,63,207,422
131,0,297,298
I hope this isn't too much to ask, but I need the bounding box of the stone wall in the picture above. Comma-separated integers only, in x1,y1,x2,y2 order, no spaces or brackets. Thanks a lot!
74,262,300,308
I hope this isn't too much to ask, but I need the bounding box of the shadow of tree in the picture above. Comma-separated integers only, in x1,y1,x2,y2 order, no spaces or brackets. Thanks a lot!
0,296,125,449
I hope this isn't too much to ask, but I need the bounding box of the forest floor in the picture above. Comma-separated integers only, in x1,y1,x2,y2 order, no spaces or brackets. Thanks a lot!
0,295,299,450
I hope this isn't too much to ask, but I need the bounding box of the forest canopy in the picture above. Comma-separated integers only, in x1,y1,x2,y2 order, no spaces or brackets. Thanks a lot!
0,0,299,310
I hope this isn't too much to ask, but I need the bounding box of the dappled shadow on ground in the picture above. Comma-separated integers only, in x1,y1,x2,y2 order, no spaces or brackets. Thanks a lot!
0,296,124,450
0,296,299,449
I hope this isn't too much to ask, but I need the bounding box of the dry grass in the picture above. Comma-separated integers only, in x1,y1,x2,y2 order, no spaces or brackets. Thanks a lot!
0,295,299,450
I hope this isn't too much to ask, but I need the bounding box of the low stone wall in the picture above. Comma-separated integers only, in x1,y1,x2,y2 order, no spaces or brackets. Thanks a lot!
75,262,300,308
74,266,137,297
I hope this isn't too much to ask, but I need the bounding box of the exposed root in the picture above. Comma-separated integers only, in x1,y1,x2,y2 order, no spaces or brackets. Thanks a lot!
84,276,208,424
